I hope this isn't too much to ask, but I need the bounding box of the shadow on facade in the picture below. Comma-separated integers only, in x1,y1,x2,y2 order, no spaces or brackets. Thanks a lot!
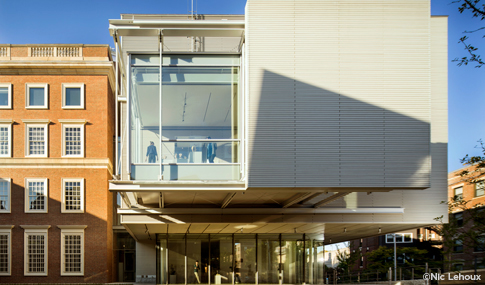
0,180,116,283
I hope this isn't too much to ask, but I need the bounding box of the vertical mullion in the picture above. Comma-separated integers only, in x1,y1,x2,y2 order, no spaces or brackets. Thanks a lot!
159,33,163,181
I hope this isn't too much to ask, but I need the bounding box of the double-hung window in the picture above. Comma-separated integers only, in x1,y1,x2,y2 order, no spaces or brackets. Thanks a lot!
0,83,12,109
476,181,485,197
62,83,84,109
0,225,13,276
61,178,84,213
60,120,86,157
0,178,10,213
58,225,86,276
23,120,49,157
25,178,48,213
0,120,12,157
454,186,463,200
25,83,48,109
21,225,50,276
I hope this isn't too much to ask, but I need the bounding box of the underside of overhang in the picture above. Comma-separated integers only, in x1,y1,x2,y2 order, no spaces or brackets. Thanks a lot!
120,222,430,245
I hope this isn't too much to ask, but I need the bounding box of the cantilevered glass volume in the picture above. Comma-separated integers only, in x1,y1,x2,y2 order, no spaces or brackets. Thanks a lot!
130,54,241,181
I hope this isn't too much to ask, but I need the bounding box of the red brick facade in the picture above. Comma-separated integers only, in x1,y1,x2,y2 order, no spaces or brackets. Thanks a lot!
0,45,115,283
448,167,485,270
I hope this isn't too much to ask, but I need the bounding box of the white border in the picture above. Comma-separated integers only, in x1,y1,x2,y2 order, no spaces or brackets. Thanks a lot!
61,123,85,158
0,227,12,275
0,123,12,158
62,83,85,109
0,178,11,213
24,122,49,158
0,83,12,109
23,227,49,276
25,83,48,109
60,227,85,276
61,178,84,213
24,178,48,213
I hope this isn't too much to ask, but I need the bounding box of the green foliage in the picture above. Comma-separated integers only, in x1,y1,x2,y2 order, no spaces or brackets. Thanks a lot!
431,196,485,269
365,246,436,273
336,244,359,274
451,0,485,68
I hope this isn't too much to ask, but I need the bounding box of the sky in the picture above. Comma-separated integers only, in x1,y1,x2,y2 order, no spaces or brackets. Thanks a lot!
0,0,483,172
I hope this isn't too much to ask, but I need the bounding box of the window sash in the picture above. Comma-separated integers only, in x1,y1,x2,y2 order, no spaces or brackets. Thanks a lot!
61,229,84,276
62,124,84,157
62,179,84,213
0,83,12,109
0,179,10,213
25,233,47,274
28,126,46,156
25,178,48,213
0,232,10,275
0,124,11,157
25,83,48,109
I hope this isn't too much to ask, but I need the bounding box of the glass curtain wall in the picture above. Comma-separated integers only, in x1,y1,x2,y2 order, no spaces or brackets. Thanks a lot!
157,234,325,285
130,54,241,181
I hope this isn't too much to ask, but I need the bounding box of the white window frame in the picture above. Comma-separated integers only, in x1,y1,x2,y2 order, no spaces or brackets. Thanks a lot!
58,225,86,276
21,225,50,276
23,120,50,158
0,225,13,276
0,83,12,109
25,83,48,109
0,178,11,213
60,120,86,158
24,178,48,213
61,178,84,213
62,83,85,109
0,120,13,158
385,233,413,243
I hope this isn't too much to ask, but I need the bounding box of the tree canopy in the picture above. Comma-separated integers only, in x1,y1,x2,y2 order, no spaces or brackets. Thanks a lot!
452,0,485,67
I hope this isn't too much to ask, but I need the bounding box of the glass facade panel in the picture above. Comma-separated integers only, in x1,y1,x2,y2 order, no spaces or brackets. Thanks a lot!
257,234,280,284
131,66,160,165
168,234,186,284
210,234,233,284
161,67,239,140
156,234,325,285
129,55,241,181
281,234,304,284
187,234,209,284
234,234,256,284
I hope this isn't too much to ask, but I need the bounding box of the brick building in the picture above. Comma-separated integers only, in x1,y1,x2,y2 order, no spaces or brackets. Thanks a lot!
447,166,485,270
0,44,116,282
349,228,442,271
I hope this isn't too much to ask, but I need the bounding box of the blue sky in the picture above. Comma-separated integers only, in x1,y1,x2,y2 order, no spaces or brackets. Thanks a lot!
0,0,483,172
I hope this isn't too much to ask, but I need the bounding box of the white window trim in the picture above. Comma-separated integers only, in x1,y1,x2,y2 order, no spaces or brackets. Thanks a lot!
0,225,14,276
60,120,86,158
24,178,48,213
0,178,11,213
62,83,85,109
61,178,84,213
23,120,49,158
21,225,50,276
0,83,12,109
0,120,13,158
58,225,86,276
25,83,48,109
385,233,413,244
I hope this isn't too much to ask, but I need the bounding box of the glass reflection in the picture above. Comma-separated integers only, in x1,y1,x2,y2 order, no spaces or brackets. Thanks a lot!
257,234,280,284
